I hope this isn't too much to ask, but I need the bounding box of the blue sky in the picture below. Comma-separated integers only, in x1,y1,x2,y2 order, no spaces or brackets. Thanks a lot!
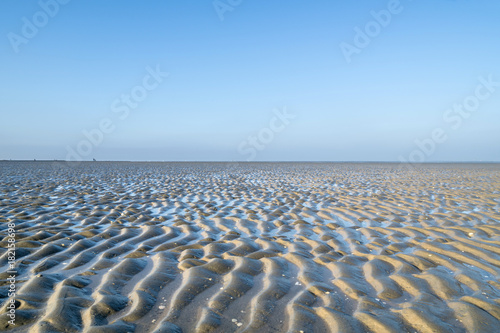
1,0,499,161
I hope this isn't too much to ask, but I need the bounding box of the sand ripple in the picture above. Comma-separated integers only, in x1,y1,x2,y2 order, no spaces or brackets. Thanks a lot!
1,162,500,332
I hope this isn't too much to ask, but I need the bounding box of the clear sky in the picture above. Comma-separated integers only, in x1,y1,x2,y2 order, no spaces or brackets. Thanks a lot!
1,0,499,162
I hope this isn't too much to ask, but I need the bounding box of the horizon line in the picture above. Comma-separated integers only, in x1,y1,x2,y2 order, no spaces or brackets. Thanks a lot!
2,160,500,164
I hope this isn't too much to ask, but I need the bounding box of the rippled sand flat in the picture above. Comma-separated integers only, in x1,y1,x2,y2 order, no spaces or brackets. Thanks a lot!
1,161,500,332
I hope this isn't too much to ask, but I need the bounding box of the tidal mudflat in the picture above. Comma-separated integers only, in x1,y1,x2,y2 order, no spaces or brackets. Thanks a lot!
1,161,500,332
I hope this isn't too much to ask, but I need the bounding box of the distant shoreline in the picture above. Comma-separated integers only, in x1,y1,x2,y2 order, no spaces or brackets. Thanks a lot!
1,160,500,164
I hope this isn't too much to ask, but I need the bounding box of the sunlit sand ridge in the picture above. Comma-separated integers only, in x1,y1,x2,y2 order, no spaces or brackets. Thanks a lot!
1,162,500,332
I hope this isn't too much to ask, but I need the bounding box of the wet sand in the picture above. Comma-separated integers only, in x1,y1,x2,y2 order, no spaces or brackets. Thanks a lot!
1,161,500,332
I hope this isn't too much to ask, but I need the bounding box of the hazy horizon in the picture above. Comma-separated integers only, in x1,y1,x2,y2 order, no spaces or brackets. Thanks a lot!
3,156,500,163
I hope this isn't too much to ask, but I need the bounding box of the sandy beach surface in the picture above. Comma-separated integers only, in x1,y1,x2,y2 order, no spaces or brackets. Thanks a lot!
1,161,500,333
